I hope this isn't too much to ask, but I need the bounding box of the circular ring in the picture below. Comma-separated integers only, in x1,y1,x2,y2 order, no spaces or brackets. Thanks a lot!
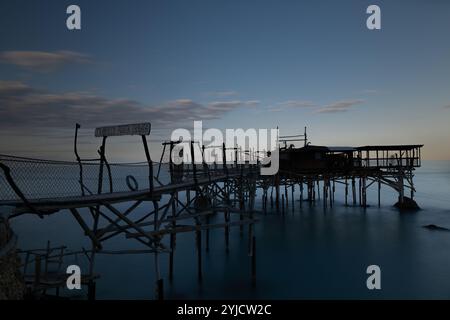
126,175,139,191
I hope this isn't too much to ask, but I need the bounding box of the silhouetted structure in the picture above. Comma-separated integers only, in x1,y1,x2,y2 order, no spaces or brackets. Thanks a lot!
0,123,423,299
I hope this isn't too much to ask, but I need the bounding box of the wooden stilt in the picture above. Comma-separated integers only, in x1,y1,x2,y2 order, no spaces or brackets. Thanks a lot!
239,189,244,236
332,178,335,203
359,177,362,206
352,176,356,206
196,227,202,282
291,184,295,213
378,177,381,208
300,181,303,208
270,191,274,208
329,179,333,208
345,177,348,206
224,210,230,253
34,254,41,287
251,236,256,287
275,175,280,211
317,180,321,201
285,185,288,209
205,214,210,252
362,176,367,208
169,195,176,281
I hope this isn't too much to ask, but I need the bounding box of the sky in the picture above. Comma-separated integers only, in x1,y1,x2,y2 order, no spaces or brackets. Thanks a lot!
0,0,449,161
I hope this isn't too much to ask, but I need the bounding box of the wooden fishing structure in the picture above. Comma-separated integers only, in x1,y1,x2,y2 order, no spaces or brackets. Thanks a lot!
0,122,259,299
260,129,423,213
0,123,423,299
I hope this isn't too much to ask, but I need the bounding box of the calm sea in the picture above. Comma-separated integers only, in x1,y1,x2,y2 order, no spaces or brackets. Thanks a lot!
11,160,450,299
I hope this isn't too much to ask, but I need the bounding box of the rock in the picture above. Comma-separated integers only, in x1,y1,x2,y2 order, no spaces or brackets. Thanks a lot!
422,224,450,231
394,196,420,211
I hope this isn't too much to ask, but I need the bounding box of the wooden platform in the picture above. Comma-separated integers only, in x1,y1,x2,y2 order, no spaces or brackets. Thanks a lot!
3,171,248,216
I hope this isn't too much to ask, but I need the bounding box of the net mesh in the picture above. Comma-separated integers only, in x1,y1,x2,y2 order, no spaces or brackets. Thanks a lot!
0,154,245,202
0,155,165,201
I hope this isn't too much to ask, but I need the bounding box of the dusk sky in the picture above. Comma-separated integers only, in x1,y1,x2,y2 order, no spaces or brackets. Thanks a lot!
0,0,449,161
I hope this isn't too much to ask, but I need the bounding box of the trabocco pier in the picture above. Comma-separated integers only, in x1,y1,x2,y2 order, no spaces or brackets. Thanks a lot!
0,122,423,299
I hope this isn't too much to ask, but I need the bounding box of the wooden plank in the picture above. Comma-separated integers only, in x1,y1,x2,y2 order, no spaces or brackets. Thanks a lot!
70,208,102,250
7,173,245,215
95,123,151,137
126,219,258,238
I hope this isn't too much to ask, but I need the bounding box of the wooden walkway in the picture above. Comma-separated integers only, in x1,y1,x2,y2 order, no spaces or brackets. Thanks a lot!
0,122,424,299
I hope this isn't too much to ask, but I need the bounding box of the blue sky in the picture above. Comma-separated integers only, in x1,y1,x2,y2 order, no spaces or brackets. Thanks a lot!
0,0,449,160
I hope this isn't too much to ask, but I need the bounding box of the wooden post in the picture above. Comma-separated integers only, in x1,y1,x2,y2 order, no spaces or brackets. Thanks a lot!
206,214,210,252
196,226,202,282
291,184,295,213
270,189,274,208
275,174,280,211
264,189,268,214
309,180,313,203
239,183,244,236
362,177,367,208
142,135,154,193
169,194,176,281
399,174,404,205
315,179,320,201
352,176,356,206
190,141,198,186
224,210,230,253
248,223,254,256
312,180,316,201
97,136,107,195
376,150,379,167
285,185,288,209
34,254,41,287
251,236,256,287
378,178,381,208
332,178,335,203
248,182,255,254
300,181,303,208
359,177,362,206
345,177,348,206
329,179,333,208
169,231,175,281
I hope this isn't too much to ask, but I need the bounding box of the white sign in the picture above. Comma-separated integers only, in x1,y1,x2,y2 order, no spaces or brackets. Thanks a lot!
95,123,151,137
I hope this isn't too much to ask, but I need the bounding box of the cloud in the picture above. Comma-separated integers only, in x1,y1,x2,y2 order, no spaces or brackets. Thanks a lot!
0,81,254,131
443,104,450,109
316,99,365,114
0,80,34,95
361,89,378,94
278,100,315,108
269,100,315,112
0,50,91,72
268,108,283,112
244,100,260,107
206,91,239,97
204,100,243,116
